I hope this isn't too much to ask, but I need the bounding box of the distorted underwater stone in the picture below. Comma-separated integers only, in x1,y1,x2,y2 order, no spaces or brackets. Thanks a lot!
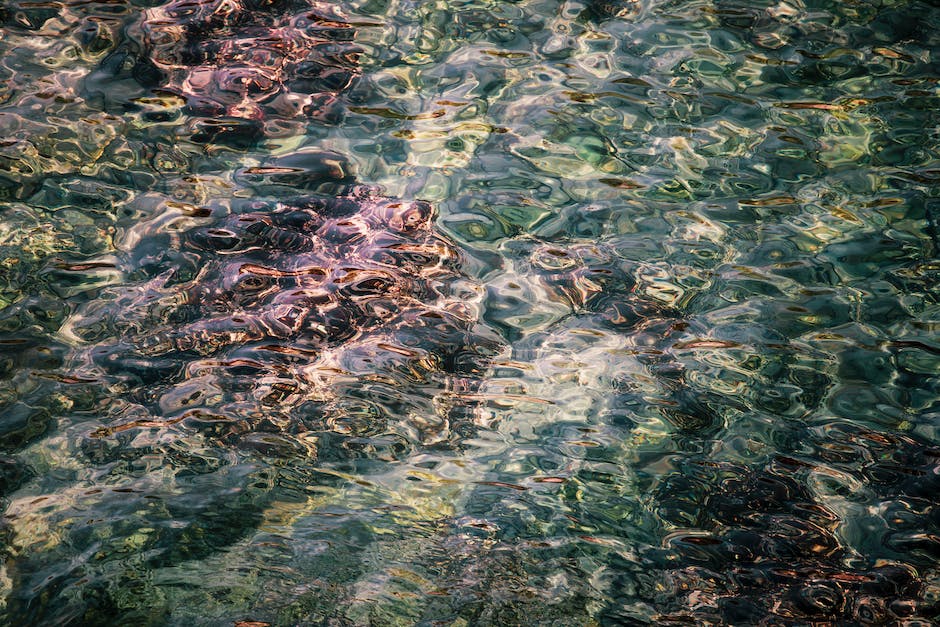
635,423,940,624
1,163,504,621
136,0,362,142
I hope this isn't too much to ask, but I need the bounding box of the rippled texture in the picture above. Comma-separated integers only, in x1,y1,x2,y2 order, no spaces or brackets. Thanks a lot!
1,0,939,624
139,0,360,142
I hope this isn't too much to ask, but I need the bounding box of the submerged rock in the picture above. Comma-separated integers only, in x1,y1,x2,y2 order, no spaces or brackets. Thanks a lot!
581,0,644,24
0,149,505,621
137,0,361,140
638,425,940,624
74,171,501,446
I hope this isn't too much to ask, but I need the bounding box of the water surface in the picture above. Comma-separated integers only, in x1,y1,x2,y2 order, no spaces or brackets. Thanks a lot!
1,0,939,624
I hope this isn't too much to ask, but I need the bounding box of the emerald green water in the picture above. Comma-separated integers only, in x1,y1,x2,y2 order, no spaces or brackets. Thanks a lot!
1,0,939,624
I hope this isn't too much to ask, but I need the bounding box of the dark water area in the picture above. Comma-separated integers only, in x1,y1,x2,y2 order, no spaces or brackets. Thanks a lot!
0,0,939,624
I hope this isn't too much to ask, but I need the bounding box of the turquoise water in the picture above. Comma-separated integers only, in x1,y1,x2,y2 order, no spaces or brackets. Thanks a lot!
1,0,939,624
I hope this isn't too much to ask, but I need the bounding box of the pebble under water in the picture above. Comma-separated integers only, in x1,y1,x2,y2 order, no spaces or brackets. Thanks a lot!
0,0,939,624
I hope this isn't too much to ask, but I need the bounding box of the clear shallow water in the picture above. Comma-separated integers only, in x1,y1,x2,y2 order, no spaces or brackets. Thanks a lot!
0,0,939,624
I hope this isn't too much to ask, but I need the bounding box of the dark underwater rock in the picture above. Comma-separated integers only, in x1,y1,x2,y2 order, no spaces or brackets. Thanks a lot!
0,162,503,621
581,0,643,24
138,0,361,142
641,425,940,624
